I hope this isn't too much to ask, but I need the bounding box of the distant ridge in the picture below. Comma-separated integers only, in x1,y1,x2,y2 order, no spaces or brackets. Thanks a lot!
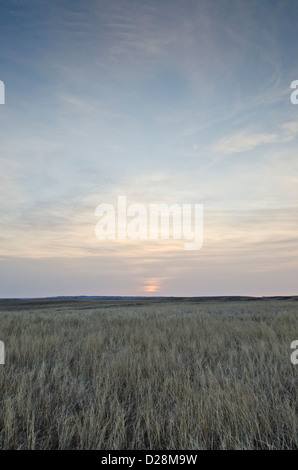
0,295,297,312
1,295,298,301
2,294,298,300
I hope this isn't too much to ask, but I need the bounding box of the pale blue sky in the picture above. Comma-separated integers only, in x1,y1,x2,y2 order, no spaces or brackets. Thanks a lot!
1,0,298,297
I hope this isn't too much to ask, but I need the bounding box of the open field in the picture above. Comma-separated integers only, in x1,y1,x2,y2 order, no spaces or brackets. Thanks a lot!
0,298,297,450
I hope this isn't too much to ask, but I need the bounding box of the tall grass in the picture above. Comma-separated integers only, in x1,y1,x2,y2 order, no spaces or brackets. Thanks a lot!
0,300,297,449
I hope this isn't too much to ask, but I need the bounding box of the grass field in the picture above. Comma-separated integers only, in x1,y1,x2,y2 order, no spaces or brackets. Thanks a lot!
0,298,297,450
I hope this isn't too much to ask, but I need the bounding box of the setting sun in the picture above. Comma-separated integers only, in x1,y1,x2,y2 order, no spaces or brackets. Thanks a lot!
144,285,160,293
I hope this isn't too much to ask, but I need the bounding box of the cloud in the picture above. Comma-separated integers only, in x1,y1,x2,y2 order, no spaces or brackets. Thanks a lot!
281,121,298,141
212,120,298,154
212,132,278,154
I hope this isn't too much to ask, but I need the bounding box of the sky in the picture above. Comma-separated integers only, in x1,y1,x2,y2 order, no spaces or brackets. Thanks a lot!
1,0,298,297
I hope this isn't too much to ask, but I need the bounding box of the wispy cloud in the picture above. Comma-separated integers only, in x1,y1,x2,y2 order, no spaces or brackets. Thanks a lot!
212,132,278,154
212,120,298,154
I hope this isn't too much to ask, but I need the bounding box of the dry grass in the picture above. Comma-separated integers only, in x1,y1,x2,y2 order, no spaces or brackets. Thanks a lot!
0,300,297,449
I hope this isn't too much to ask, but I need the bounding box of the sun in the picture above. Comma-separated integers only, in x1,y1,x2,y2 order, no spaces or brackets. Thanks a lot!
144,285,160,293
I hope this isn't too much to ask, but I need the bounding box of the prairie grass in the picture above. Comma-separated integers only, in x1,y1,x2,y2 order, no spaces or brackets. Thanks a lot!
0,300,297,449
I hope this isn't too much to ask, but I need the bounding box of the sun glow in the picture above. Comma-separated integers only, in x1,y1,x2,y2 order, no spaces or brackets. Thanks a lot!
144,285,160,293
